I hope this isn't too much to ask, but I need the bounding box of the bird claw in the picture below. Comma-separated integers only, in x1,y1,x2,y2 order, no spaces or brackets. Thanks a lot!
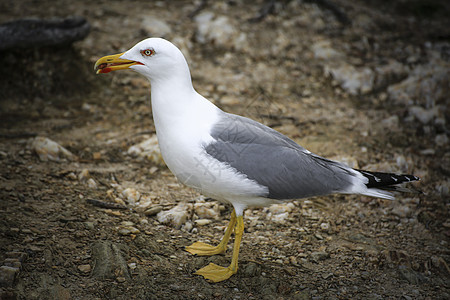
194,263,236,283
185,241,226,256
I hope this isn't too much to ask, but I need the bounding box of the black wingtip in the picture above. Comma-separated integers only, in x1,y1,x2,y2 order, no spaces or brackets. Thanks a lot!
356,169,420,189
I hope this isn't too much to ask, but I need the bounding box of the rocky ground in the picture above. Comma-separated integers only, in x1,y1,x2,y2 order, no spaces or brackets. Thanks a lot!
0,0,449,299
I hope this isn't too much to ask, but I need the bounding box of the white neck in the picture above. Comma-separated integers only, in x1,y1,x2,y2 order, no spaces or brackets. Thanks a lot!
149,73,220,140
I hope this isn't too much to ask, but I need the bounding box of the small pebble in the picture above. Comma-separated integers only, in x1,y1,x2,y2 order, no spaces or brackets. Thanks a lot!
144,205,163,216
310,251,330,261
195,219,212,226
122,188,141,205
183,221,193,232
157,203,192,229
194,202,220,219
87,178,97,189
114,198,126,206
66,172,77,180
435,134,448,147
31,136,75,162
118,226,140,235
320,223,330,231
78,264,91,273
78,169,90,181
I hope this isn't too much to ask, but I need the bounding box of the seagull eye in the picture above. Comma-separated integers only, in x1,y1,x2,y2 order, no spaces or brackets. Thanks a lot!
141,49,154,57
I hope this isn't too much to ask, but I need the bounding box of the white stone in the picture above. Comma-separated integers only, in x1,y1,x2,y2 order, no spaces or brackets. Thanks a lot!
141,17,172,37
122,188,141,205
270,212,290,223
374,60,408,89
408,106,438,124
194,219,212,226
326,63,374,95
320,222,330,231
311,40,344,60
391,205,411,218
267,203,295,223
435,134,448,147
119,226,140,235
157,203,192,229
194,202,220,219
396,155,409,173
30,136,75,162
127,135,165,166
78,169,90,181
183,220,193,232
381,115,399,129
194,12,247,50
268,203,295,214
87,178,97,189
387,58,450,106
137,195,153,210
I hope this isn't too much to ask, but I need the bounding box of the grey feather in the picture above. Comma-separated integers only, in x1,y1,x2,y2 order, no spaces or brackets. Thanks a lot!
205,113,356,200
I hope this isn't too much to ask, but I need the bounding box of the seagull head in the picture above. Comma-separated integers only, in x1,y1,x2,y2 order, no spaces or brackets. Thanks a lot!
94,37,190,82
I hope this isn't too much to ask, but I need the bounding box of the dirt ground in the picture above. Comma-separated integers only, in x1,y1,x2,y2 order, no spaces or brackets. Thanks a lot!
1,0,449,299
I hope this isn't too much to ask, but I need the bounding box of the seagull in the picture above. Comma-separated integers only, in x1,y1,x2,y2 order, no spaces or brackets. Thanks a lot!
94,38,419,282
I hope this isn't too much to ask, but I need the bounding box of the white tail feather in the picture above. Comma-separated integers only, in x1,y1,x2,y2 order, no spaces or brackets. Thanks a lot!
361,188,395,200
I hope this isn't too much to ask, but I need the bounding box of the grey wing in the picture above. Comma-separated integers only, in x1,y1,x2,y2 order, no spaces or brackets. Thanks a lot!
205,113,356,200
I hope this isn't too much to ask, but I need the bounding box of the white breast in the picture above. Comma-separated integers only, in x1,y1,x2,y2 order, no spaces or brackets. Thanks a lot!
151,91,268,204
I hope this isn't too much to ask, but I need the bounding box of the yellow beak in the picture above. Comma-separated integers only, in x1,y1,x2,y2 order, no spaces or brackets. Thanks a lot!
94,52,143,74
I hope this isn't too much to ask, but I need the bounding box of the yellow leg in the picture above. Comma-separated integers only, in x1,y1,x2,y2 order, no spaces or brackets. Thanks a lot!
185,210,236,256
194,214,244,282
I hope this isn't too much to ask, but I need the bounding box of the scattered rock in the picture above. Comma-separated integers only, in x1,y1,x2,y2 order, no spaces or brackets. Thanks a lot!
194,202,220,219
408,106,439,125
311,40,344,60
182,220,193,232
78,168,90,181
86,178,97,189
157,203,192,229
127,135,165,166
4,258,21,269
381,115,400,130
30,136,75,162
78,264,91,273
136,194,153,210
122,187,141,205
118,226,140,236
268,203,295,215
310,251,330,262
391,205,411,218
194,12,247,50
435,134,448,147
194,219,212,226
326,63,374,95
266,203,295,223
374,60,408,89
145,205,163,216
387,58,450,107
84,221,95,230
141,17,171,37
66,172,77,180
320,223,330,231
